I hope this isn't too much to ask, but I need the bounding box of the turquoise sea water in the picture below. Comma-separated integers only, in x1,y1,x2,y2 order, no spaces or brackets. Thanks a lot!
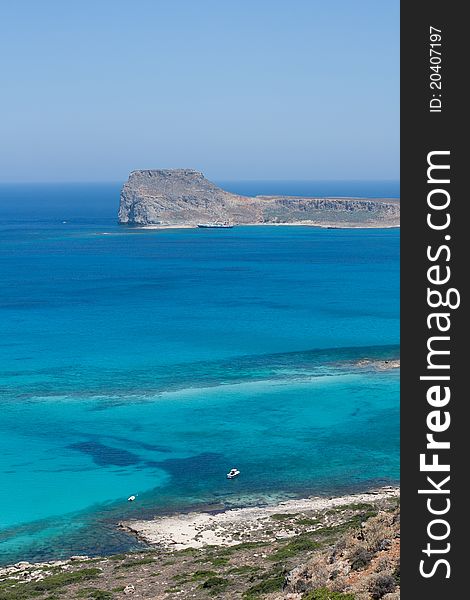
0,182,399,564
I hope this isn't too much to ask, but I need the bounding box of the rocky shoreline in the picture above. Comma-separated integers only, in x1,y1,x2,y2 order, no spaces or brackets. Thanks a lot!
119,487,399,551
0,487,400,599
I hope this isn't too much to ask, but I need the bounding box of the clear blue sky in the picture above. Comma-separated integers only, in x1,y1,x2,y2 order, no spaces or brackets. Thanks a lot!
0,0,399,182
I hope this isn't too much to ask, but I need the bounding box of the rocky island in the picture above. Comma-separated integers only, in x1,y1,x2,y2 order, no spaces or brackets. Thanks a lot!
118,170,400,228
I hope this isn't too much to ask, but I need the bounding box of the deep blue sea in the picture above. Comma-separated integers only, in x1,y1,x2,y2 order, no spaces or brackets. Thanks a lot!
0,181,399,565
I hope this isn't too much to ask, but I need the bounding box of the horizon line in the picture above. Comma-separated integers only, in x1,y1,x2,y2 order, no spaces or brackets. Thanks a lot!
0,178,400,185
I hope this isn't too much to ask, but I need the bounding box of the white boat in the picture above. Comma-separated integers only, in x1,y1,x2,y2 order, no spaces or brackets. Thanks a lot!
197,222,233,229
226,468,240,479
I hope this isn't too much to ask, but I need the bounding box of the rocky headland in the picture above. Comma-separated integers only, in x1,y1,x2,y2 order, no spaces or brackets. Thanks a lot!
118,170,400,228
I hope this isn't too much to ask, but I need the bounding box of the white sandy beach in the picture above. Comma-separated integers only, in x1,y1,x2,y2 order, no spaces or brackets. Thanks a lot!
120,486,399,550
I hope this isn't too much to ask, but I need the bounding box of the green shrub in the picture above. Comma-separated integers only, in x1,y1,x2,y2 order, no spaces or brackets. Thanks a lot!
191,570,217,581
313,517,363,540
302,588,355,600
369,574,396,599
172,573,190,583
200,576,227,591
341,503,374,511
209,557,230,567
228,565,260,575
243,570,285,599
349,547,374,571
85,591,114,600
0,568,101,600
269,535,321,561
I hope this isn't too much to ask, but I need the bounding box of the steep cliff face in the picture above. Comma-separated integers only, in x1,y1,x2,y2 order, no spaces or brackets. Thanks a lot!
118,169,400,227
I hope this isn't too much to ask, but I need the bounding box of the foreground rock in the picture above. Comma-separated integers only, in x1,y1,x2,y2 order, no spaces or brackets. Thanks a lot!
118,170,400,228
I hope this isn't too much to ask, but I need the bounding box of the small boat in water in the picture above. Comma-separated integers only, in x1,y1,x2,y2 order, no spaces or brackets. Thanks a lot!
226,468,240,479
197,221,233,229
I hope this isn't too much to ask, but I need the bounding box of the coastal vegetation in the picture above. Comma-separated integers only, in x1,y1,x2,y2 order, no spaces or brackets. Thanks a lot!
0,495,399,599
0,567,101,599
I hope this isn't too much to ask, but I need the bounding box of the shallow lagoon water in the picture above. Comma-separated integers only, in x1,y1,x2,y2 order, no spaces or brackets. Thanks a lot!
0,183,399,564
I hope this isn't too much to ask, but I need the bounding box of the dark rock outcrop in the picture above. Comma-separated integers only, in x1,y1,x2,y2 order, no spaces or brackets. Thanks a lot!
118,169,400,227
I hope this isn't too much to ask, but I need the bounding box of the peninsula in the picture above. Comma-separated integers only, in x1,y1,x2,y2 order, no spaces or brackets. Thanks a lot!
0,487,400,599
118,169,400,228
